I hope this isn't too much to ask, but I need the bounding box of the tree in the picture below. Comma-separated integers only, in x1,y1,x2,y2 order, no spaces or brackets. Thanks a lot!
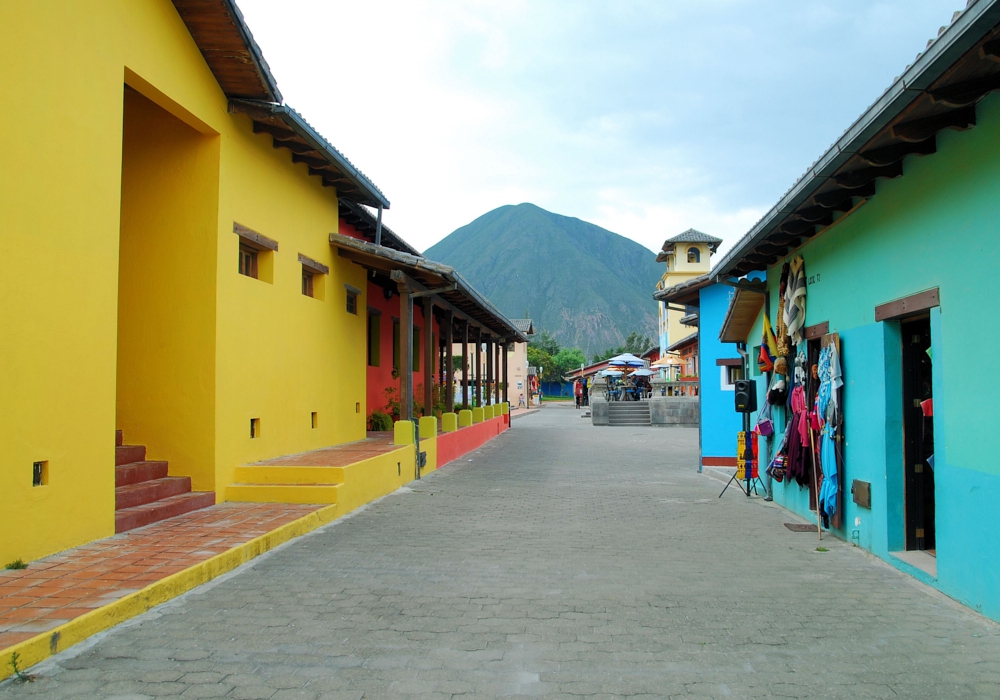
527,345,555,380
590,331,655,364
529,329,560,356
552,347,587,379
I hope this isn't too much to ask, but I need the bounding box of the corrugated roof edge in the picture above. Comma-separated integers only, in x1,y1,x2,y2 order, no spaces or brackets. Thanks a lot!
652,273,712,303
225,0,282,103
231,99,390,209
330,234,528,342
712,0,1000,279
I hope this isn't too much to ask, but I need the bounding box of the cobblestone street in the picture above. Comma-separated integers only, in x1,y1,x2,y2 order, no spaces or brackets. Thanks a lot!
3,407,999,699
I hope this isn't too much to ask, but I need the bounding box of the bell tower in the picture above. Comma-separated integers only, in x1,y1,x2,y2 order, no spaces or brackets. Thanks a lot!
655,229,722,359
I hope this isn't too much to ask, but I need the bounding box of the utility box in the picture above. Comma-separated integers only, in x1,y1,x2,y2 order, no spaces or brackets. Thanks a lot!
852,479,871,508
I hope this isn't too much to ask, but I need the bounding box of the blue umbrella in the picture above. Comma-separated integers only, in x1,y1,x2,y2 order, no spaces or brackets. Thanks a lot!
607,353,645,367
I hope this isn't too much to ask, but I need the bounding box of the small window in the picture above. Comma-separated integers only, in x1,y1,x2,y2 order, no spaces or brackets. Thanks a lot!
311,412,318,429
250,418,261,438
687,247,701,264
346,291,358,314
726,366,743,384
239,244,258,278
302,267,315,297
368,313,381,367
32,460,48,487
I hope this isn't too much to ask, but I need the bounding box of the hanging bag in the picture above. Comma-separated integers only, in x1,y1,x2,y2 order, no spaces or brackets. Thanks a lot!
755,395,774,436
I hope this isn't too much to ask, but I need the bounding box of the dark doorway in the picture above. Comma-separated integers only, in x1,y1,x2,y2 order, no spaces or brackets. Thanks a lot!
901,316,935,553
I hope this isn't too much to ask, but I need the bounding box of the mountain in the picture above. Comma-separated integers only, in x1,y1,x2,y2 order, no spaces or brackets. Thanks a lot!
424,203,661,357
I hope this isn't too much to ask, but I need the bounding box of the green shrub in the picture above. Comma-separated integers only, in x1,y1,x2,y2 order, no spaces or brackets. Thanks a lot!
368,411,393,432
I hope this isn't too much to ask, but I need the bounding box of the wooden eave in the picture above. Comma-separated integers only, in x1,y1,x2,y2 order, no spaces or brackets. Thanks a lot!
229,99,390,209
716,12,1000,279
719,288,765,344
172,0,280,102
329,234,527,342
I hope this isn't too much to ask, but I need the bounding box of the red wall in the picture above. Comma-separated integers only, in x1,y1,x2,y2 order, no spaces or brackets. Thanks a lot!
339,218,441,421
436,415,509,467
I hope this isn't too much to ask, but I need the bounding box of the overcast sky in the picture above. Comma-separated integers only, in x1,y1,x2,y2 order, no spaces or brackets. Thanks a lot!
238,0,962,257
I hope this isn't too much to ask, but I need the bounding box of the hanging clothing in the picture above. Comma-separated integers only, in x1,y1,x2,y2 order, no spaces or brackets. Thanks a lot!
784,256,807,345
785,385,811,487
776,263,791,357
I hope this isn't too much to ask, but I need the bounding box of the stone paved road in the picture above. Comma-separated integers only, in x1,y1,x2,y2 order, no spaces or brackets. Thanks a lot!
3,407,999,699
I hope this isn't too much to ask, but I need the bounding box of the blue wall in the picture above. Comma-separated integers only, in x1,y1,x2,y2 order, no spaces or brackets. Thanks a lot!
540,381,572,397
698,282,746,463
734,92,1000,621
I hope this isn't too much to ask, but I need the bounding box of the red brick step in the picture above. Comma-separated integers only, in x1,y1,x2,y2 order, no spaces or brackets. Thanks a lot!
115,460,169,487
116,444,146,466
116,476,192,510
115,492,217,533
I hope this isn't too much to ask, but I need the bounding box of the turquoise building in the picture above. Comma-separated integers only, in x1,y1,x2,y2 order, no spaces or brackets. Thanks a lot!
707,3,1000,621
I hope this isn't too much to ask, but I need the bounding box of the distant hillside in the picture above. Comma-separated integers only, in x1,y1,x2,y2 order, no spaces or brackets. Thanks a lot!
424,203,660,356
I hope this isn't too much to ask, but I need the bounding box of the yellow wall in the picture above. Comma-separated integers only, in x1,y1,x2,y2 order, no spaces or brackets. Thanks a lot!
0,0,369,564
659,242,712,351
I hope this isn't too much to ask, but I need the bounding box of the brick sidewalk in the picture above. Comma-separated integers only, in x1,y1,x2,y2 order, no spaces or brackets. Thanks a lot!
0,503,319,651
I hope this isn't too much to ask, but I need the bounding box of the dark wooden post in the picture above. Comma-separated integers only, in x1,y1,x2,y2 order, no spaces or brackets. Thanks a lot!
398,282,413,422
496,342,502,404
445,312,454,413
502,340,509,404
484,334,492,405
461,321,469,409
475,327,482,408
423,297,434,417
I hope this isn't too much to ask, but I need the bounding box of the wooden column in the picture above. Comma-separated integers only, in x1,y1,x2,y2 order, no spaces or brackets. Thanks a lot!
475,327,482,408
495,342,502,404
502,340,509,403
461,321,469,409
484,334,492,405
423,297,434,417
445,313,454,413
398,282,413,422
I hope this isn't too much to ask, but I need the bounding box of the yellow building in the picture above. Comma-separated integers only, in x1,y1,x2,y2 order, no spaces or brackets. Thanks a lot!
0,0,397,564
654,230,722,359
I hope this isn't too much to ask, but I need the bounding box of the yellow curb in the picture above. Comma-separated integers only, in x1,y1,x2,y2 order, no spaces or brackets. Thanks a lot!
0,502,339,681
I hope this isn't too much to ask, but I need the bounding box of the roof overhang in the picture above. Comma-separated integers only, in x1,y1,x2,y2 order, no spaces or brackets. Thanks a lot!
230,100,390,209
339,199,417,256
172,0,281,102
666,332,699,353
330,234,527,341
713,1,1000,280
653,273,712,305
719,286,766,344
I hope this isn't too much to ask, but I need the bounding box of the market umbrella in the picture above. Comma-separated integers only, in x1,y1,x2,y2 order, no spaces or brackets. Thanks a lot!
631,368,654,377
600,369,624,377
606,353,645,367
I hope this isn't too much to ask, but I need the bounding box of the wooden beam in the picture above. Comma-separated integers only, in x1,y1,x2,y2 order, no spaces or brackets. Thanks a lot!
980,38,1000,62
424,297,434,418
461,320,469,410
804,321,829,340
930,72,1000,107
858,137,936,167
875,288,940,322
813,181,875,208
780,220,818,236
291,153,328,169
792,206,833,225
298,253,329,275
252,121,297,140
891,106,976,142
834,161,903,188
234,222,278,251
475,327,483,408
445,311,454,413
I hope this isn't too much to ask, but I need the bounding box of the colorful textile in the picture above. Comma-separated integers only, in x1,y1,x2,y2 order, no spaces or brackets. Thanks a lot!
783,256,807,345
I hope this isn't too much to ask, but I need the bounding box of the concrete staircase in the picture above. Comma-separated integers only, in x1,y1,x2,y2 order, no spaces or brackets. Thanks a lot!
608,401,651,426
115,430,215,533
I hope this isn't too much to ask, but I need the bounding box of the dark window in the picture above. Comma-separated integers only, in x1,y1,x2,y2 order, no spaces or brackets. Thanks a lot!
346,291,358,314
239,244,258,278
687,247,700,263
32,461,48,487
726,366,743,384
302,268,314,297
368,314,381,367
311,412,318,429
250,418,261,438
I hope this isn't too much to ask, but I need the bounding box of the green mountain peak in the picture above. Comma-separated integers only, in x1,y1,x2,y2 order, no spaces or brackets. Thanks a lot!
424,203,660,356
